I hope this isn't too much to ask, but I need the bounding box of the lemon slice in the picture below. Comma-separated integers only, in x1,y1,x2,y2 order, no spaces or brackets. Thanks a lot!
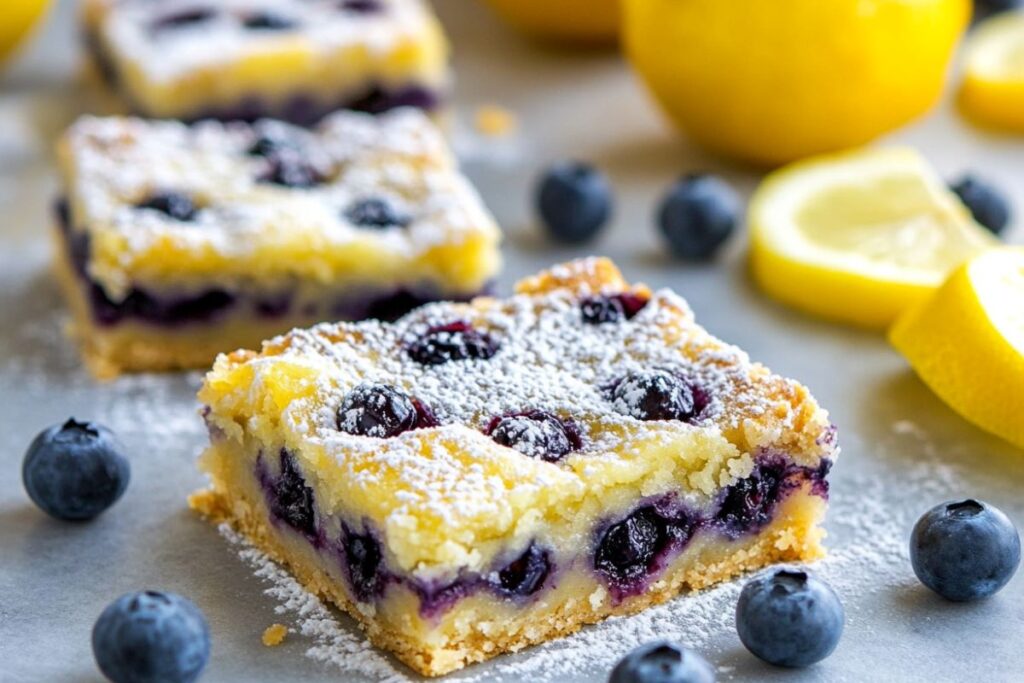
890,248,1024,450
749,147,996,328
959,12,1024,133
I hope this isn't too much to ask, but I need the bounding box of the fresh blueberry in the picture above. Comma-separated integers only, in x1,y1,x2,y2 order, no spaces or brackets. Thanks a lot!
536,161,613,244
22,419,130,521
92,591,210,683
581,293,650,325
268,450,316,538
486,410,581,462
595,507,663,586
950,175,1011,236
151,8,216,32
735,568,844,668
339,0,384,13
407,322,499,366
910,499,1021,601
136,192,198,222
974,0,1022,16
242,12,297,30
609,641,716,683
657,174,740,260
345,197,411,229
337,384,418,438
343,528,385,601
494,544,551,597
257,154,324,188
611,370,699,422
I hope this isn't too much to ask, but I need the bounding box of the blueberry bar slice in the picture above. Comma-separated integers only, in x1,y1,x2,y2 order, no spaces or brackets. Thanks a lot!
81,0,449,125
55,109,500,378
190,258,837,676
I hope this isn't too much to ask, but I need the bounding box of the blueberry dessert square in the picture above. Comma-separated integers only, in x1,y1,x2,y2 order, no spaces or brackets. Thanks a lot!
81,0,449,124
190,258,837,676
55,109,500,378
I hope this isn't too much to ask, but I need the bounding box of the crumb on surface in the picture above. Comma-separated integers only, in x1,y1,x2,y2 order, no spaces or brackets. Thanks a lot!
474,104,518,137
262,623,288,647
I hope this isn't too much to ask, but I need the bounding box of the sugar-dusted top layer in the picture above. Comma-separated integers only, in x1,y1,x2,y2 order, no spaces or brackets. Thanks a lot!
201,259,836,573
83,0,448,85
58,110,500,299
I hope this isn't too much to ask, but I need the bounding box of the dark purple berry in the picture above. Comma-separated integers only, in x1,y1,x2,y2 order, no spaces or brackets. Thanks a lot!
536,161,613,244
339,0,384,13
336,384,419,438
612,370,699,422
151,8,216,32
246,131,297,158
136,191,198,222
658,173,740,260
269,450,316,538
609,641,716,683
343,529,385,601
407,322,498,366
595,508,662,586
242,12,297,30
486,410,580,463
580,292,649,325
495,544,551,597
950,174,1011,236
257,154,324,188
715,460,789,538
345,197,411,229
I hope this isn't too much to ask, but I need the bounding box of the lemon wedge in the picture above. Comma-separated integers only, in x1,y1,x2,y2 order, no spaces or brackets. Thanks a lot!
749,147,996,328
959,12,1024,133
890,248,1024,450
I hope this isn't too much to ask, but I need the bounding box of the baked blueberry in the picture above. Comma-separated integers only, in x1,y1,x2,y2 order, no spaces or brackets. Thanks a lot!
657,174,740,260
495,544,551,597
950,174,1011,236
536,161,613,244
595,507,662,586
151,8,216,32
339,0,385,12
581,293,649,325
910,499,1021,601
343,529,385,601
609,641,716,683
486,411,580,462
257,154,323,188
337,384,419,438
269,450,316,538
735,569,844,668
22,419,130,521
407,322,498,365
345,197,411,229
242,12,297,30
92,591,210,683
714,460,788,537
612,370,699,422
136,191,198,222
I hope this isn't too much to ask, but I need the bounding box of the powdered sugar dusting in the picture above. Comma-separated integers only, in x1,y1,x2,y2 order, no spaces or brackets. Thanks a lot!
215,418,963,681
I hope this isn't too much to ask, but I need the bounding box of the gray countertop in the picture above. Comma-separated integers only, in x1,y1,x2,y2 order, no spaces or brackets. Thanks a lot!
2,2,1023,682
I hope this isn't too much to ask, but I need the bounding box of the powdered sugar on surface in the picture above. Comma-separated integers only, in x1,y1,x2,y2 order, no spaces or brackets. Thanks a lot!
217,418,964,682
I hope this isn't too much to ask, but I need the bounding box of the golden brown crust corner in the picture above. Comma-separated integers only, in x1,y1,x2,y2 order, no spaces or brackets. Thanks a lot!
514,257,638,297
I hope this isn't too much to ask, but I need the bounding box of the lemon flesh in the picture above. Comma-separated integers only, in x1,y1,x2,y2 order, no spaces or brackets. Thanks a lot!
890,248,1024,450
481,0,619,44
623,0,970,165
959,12,1024,133
750,147,996,328
0,0,50,65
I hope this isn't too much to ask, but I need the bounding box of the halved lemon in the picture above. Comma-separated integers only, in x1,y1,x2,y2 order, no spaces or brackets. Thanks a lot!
890,248,1024,450
959,12,1024,133
749,147,997,328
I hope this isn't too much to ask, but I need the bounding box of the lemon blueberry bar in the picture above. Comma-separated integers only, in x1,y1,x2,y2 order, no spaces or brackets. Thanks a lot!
81,0,449,125
191,258,837,676
55,109,500,378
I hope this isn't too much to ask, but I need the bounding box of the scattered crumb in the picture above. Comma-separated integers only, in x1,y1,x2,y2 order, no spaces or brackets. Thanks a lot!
262,623,288,647
474,105,518,137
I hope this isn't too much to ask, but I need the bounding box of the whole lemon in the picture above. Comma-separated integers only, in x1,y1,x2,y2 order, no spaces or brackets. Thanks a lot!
481,0,620,44
623,0,970,166
1,0,51,65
